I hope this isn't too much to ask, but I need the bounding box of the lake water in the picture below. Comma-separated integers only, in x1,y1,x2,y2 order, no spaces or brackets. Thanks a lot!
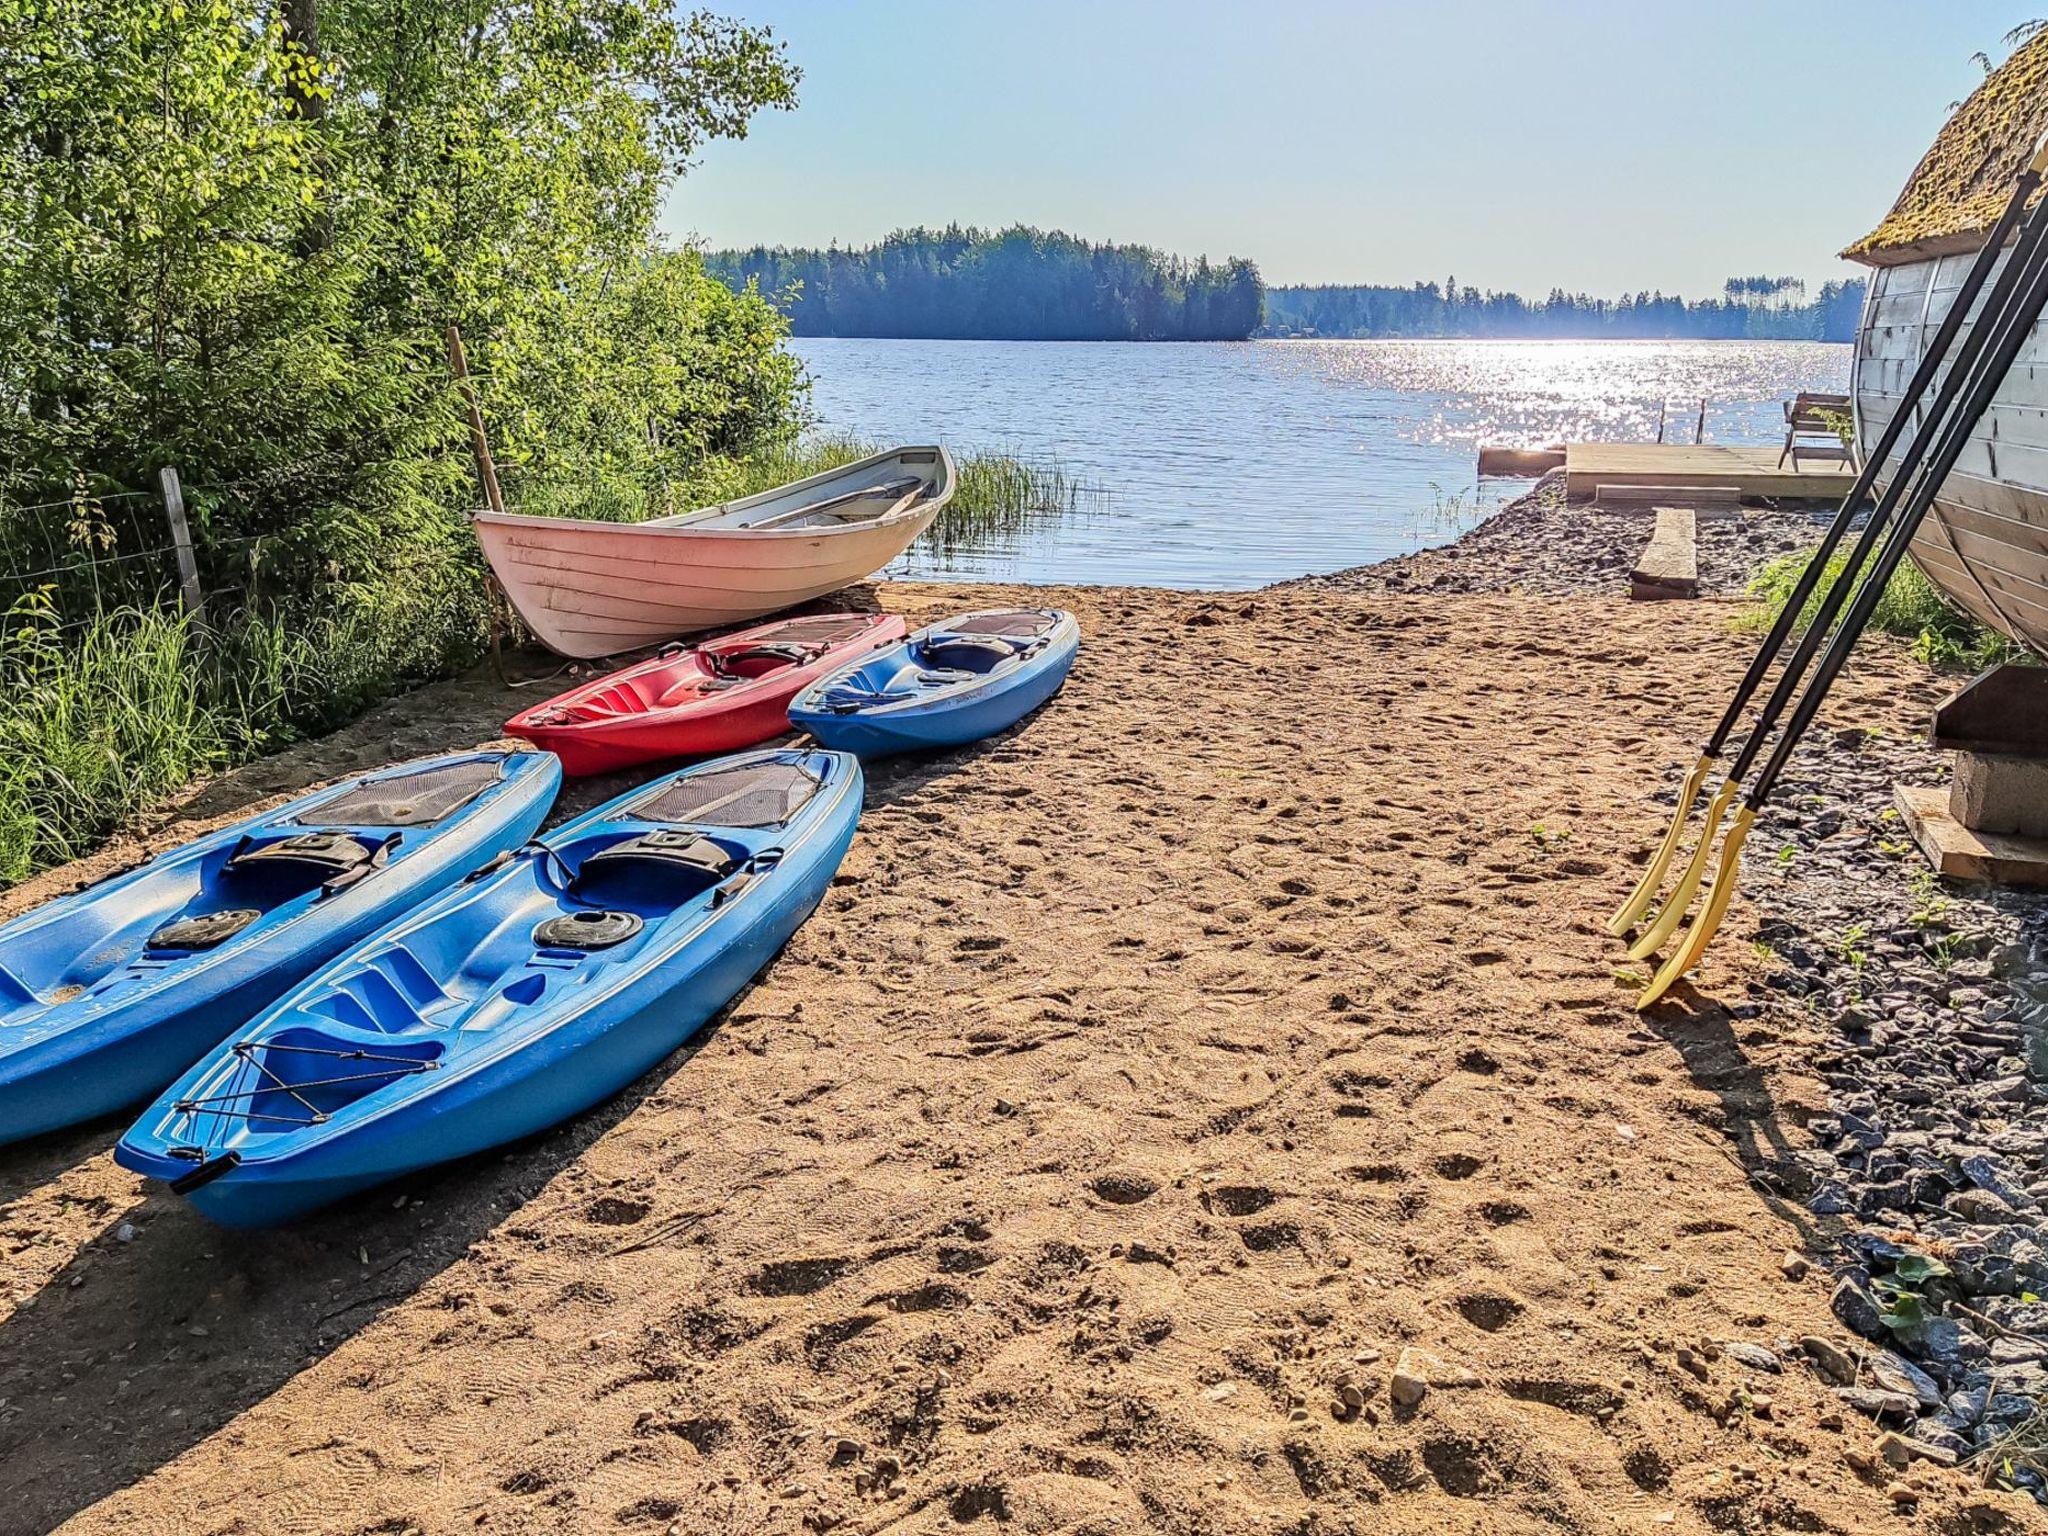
791,337,1852,590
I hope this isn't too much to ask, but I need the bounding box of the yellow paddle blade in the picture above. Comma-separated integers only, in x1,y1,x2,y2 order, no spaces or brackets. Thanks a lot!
1625,780,1738,962
1606,752,1714,937
1637,806,1757,1010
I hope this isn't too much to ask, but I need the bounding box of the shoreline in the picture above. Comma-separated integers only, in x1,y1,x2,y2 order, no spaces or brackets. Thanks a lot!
0,521,2042,1529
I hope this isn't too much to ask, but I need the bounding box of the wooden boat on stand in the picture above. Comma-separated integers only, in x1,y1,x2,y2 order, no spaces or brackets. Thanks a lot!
471,446,956,659
1846,38,2048,883
1845,36,2048,654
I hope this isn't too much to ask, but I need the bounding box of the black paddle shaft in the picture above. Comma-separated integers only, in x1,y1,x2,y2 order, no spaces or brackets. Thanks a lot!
1702,164,2043,758
1725,179,2048,783
1747,204,2048,810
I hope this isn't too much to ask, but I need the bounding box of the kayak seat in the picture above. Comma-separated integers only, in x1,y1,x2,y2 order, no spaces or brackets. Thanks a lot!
568,830,740,909
920,637,1020,674
709,642,815,680
221,830,397,904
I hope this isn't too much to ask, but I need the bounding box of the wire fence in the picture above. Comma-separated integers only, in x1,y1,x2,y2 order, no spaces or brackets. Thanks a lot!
0,468,344,639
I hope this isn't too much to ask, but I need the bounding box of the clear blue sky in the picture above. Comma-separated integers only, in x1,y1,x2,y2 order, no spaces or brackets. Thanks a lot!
664,1,2036,299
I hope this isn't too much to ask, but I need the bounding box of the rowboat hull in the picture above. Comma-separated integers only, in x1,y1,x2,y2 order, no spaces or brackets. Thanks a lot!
473,446,954,659
1853,249,2048,656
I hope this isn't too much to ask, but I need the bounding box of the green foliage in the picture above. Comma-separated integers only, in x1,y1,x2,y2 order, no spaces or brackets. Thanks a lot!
1741,545,2027,671
0,0,801,623
707,227,1265,341
0,0,808,881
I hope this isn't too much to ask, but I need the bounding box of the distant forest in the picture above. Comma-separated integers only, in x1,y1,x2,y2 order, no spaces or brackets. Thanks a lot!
704,226,1265,340
705,233,1868,344
1264,275,1866,341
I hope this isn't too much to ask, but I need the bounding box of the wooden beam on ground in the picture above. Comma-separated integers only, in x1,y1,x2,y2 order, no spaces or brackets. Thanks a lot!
1630,506,1698,601
1595,482,1741,509
1896,783,2048,884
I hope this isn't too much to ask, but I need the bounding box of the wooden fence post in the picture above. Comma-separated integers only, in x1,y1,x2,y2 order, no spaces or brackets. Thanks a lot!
159,467,206,623
1695,397,1707,445
446,324,506,516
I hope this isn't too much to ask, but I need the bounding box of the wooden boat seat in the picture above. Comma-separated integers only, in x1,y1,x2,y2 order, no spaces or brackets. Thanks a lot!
737,477,924,531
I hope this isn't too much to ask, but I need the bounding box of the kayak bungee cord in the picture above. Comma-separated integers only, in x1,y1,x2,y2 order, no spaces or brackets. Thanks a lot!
1632,142,2048,1008
1606,145,2048,944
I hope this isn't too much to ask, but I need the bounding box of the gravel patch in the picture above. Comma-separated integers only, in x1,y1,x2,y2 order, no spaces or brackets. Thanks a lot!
1725,722,2048,1489
1293,472,1837,599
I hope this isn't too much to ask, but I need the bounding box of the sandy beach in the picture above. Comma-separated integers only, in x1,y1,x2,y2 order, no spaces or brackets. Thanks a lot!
2,567,2029,1535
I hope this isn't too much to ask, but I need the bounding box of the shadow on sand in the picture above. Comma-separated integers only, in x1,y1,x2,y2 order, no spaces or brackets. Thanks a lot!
1646,985,1836,1251
0,1003,744,1532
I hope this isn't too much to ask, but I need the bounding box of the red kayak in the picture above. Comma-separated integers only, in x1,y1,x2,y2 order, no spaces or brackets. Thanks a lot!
504,612,908,776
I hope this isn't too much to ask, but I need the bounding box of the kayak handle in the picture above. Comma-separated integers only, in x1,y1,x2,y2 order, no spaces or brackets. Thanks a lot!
168,1150,242,1194
468,840,577,890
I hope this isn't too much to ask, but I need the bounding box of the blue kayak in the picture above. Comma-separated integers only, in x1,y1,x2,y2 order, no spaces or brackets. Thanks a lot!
0,750,559,1146
117,747,861,1225
788,608,1079,758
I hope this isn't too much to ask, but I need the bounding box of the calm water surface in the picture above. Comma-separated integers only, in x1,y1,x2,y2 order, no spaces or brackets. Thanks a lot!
792,337,1851,590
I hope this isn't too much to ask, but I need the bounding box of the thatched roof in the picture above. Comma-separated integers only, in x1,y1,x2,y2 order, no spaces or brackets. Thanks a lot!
1844,34,2048,267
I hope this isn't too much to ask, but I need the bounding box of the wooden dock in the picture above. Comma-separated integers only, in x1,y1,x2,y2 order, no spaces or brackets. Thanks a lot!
1564,443,1854,501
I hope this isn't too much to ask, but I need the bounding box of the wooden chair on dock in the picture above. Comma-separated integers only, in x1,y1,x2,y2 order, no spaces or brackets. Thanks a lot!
1778,391,1854,469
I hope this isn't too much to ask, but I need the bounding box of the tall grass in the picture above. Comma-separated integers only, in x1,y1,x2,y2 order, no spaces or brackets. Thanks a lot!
0,437,1090,888
1740,545,2027,672
0,577,488,886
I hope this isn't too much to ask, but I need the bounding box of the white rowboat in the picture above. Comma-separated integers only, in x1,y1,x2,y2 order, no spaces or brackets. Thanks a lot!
473,446,956,659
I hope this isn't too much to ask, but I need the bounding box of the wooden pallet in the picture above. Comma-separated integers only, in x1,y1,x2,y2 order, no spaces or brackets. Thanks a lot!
1895,783,2048,884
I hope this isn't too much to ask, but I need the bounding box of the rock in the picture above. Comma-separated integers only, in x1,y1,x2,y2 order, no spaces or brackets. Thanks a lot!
1949,1189,2024,1224
1390,1350,1429,1408
1780,1250,1810,1282
113,1222,135,1244
1831,1279,1886,1342
1875,1431,1915,1468
1911,1421,1970,1464
1802,1336,1860,1385
1721,1341,1781,1374
1835,1387,1917,1419
1870,1350,1943,1409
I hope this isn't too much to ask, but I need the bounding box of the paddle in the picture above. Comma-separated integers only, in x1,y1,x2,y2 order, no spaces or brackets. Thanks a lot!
1607,143,2048,942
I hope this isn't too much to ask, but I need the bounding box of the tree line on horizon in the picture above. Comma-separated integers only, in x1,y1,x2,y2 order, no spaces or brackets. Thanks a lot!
704,227,1266,340
707,231,1867,344
1263,275,1866,341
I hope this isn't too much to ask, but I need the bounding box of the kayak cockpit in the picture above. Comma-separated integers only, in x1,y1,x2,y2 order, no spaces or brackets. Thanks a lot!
812,610,1061,714
527,615,891,725
122,751,847,1175
0,754,521,1039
